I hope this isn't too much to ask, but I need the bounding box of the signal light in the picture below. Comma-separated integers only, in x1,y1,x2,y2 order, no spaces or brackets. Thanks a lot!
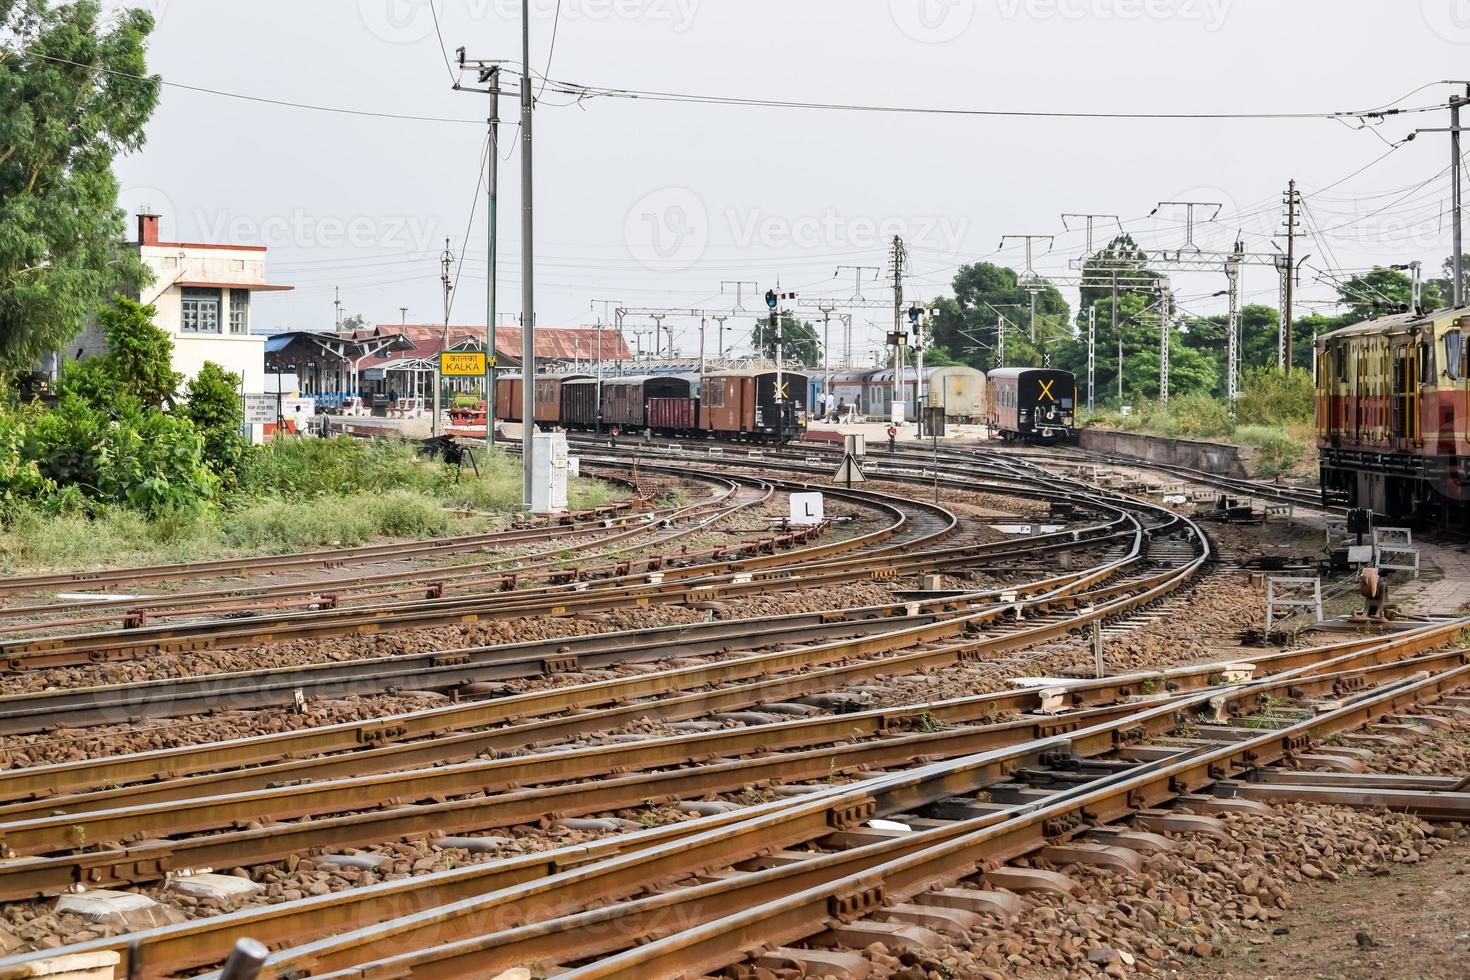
765,290,778,310
908,306,921,323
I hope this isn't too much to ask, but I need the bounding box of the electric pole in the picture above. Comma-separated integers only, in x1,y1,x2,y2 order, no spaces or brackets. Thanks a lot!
1281,179,1300,372
816,302,836,417
712,315,728,360
1226,241,1243,408
334,287,342,330
649,314,666,359
888,236,907,422
1417,85,1470,307
590,298,622,432
1158,282,1172,405
519,0,536,508
1086,305,1096,417
437,238,453,438
451,54,503,454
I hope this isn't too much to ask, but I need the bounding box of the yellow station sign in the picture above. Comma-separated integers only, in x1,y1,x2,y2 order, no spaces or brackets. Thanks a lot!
440,352,488,376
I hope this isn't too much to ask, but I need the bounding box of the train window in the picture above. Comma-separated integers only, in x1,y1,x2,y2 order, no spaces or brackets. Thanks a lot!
1334,345,1348,383
1419,341,1435,384
1447,332,1464,382
706,382,725,409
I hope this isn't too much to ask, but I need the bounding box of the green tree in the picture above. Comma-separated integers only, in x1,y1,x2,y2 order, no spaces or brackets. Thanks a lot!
1334,266,1442,319
927,262,1071,372
184,361,252,493
0,1,160,377
77,295,179,409
752,314,822,367
1052,235,1163,406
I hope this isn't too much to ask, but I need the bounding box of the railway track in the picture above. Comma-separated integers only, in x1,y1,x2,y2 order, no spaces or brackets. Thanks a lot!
0,471,954,673
3,444,1462,979
0,469,753,636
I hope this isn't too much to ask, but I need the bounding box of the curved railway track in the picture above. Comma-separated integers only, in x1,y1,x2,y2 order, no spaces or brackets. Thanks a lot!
1,444,1462,980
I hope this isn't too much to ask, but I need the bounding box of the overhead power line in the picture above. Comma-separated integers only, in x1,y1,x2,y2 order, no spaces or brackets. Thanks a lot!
31,52,1454,128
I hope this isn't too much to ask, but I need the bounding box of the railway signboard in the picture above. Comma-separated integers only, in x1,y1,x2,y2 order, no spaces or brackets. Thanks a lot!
440,351,487,377
833,454,866,487
242,393,276,424
789,492,824,525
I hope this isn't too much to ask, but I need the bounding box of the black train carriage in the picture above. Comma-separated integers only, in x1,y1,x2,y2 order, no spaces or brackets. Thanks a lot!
986,367,1076,443
559,379,599,430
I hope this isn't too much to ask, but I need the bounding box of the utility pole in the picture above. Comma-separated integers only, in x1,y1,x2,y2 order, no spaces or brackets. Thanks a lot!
712,315,728,360
399,306,408,327
1086,305,1096,417
649,314,666,359
589,299,622,433
451,54,505,454
518,0,536,509
1226,241,1243,408
698,313,707,375
888,236,907,422
334,287,342,330
437,238,453,438
1281,180,1300,372
840,313,853,370
1158,283,1172,405
816,302,836,418
1418,85,1470,307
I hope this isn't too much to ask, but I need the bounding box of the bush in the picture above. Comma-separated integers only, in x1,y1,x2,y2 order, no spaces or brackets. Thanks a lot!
250,436,435,498
184,362,253,493
1236,367,1314,427
1235,425,1306,478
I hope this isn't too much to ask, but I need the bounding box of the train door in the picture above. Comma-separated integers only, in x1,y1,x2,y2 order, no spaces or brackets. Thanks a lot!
1391,344,1410,448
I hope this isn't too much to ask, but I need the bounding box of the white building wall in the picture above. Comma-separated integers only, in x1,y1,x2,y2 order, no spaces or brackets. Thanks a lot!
137,244,269,393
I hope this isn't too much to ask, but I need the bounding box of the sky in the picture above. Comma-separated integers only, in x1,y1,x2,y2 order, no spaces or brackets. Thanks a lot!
111,0,1470,363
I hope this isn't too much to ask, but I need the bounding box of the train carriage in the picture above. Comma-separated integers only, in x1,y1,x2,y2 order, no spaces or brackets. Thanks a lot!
1316,307,1470,523
986,367,1076,442
494,374,589,428
699,369,809,442
925,365,986,423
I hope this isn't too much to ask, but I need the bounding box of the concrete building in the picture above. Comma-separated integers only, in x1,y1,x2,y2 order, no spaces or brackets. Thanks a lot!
76,212,292,393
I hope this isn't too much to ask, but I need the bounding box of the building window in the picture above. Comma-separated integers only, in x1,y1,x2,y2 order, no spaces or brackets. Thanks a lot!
229,290,250,334
181,287,222,334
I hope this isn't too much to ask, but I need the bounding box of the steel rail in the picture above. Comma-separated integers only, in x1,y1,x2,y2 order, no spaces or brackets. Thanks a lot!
0,483,938,672
0,511,1139,733
0,513,1145,804
0,505,1195,895
296,652,1470,980
0,471,757,629
6,626,1462,979
0,500,647,598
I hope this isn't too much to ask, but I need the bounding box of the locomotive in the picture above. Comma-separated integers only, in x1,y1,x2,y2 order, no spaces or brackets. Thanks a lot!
986,367,1077,443
1316,306,1469,523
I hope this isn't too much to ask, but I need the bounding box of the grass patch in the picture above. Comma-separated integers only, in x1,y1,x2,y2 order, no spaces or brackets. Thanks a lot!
0,437,628,574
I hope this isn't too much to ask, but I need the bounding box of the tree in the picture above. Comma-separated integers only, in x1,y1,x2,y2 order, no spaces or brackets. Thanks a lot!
184,361,252,493
1334,266,1442,320
1051,236,1163,407
0,1,160,377
927,262,1070,372
1428,253,1470,305
751,314,822,367
76,295,179,409
341,313,369,332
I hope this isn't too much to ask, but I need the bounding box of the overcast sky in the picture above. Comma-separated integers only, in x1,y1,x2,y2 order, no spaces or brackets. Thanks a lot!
113,0,1470,361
